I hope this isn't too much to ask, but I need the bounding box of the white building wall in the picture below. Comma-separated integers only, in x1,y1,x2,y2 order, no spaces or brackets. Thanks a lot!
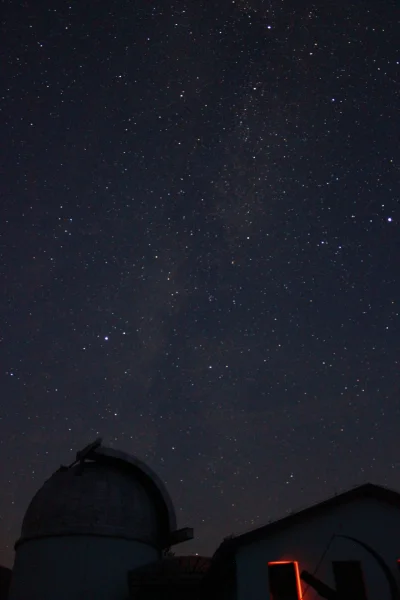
235,497,400,600
9,535,159,600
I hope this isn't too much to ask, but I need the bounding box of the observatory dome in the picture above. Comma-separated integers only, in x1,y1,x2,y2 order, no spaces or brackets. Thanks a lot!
18,443,177,548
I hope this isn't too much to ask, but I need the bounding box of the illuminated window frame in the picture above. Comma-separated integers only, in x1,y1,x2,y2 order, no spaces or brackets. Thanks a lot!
268,561,303,600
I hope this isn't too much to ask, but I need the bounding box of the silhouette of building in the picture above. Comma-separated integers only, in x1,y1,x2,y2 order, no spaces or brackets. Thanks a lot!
2,440,400,600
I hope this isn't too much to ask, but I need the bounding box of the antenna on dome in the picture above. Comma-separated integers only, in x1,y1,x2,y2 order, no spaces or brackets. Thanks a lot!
66,437,103,469
76,437,103,462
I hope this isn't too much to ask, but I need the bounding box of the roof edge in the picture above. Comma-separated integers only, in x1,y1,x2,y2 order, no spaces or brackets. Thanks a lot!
214,483,400,555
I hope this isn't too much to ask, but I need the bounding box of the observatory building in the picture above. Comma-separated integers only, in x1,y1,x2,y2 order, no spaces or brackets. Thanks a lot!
6,439,203,600
3,439,400,600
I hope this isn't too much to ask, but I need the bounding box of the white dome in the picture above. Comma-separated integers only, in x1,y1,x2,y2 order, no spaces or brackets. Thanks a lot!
18,444,177,549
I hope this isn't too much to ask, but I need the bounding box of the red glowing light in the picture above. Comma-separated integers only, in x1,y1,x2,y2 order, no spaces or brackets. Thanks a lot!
268,560,303,599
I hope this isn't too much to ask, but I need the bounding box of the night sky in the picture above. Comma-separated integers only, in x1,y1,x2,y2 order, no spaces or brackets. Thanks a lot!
1,0,399,568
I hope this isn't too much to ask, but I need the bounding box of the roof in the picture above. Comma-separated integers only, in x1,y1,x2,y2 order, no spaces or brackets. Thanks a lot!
214,483,400,556
17,442,179,549
93,445,178,534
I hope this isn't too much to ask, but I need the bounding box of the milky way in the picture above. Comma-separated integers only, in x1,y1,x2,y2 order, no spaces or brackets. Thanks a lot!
0,0,399,566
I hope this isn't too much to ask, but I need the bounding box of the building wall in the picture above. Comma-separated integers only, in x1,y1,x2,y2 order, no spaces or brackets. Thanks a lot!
9,535,160,600
235,497,400,600
0,565,12,600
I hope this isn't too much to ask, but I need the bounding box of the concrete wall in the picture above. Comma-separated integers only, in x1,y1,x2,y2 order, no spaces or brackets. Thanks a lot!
235,497,400,600
9,535,160,600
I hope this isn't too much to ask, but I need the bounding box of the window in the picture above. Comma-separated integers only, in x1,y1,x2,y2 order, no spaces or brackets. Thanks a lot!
332,561,367,600
268,561,302,600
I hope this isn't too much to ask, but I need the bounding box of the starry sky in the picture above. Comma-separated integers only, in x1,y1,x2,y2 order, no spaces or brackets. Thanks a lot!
0,0,399,568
